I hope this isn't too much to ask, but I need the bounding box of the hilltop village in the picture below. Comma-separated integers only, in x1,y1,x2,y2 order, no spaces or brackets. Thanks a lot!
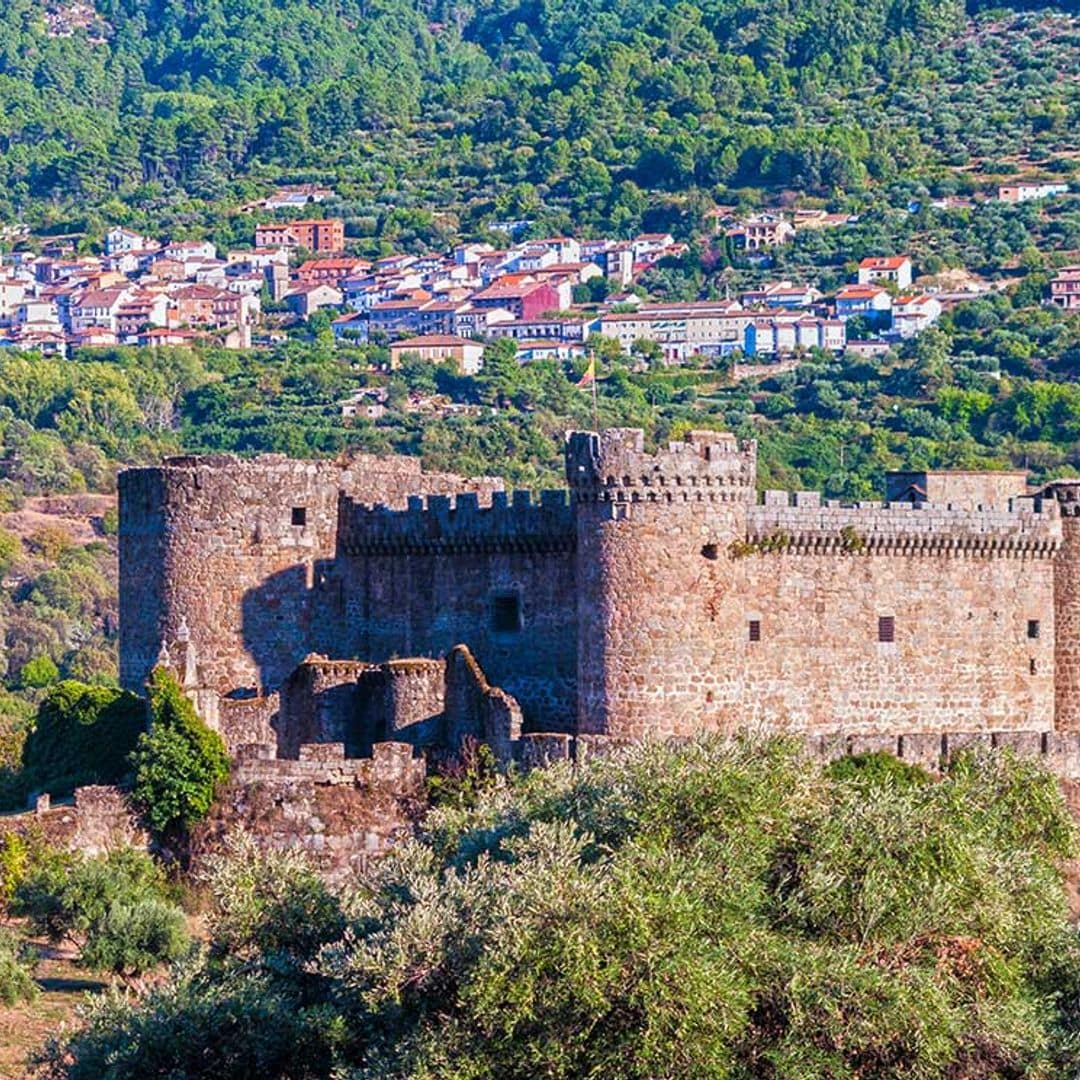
1,181,1074,365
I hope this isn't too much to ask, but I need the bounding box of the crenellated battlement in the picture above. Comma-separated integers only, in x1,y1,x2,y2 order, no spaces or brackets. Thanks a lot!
339,489,575,555
565,428,757,504
1040,479,1080,518
744,490,1061,558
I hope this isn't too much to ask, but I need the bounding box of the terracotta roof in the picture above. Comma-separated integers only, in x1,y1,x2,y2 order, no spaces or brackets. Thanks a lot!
859,256,910,270
836,285,887,299
391,335,477,348
74,288,126,308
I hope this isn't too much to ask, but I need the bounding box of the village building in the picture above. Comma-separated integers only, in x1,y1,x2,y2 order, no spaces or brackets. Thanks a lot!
388,334,485,375
254,219,345,253
857,256,913,290
1050,266,1080,312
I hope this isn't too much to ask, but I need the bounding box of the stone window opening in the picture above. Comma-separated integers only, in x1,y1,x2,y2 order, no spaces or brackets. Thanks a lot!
491,591,523,635
748,619,761,643
878,615,895,644
1030,658,1038,675
701,543,719,560
1027,619,1041,640
291,506,307,527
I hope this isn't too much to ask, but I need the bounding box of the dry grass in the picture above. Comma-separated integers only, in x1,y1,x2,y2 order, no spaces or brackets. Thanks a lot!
0,495,115,549
0,936,110,1080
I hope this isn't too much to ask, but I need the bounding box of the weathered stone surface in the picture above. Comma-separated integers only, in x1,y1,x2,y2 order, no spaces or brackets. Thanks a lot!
192,741,426,884
121,432,1080,744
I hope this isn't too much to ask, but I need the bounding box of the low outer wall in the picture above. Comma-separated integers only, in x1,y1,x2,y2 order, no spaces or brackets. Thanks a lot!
193,742,426,883
0,786,148,856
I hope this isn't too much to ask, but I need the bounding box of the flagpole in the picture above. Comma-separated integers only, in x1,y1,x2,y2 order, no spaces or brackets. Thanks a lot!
591,349,599,431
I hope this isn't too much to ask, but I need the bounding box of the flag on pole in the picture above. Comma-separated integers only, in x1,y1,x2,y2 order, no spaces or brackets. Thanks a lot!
578,355,596,387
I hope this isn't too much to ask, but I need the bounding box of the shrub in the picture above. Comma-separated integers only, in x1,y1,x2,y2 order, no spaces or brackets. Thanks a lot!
22,681,145,797
25,525,73,561
0,832,31,910
129,669,229,839
201,832,344,967
35,739,1080,1078
825,750,932,789
80,898,190,978
13,847,188,976
0,927,38,1006
0,526,19,577
20,655,60,690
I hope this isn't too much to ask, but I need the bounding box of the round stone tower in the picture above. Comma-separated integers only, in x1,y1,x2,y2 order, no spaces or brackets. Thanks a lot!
567,428,757,741
1044,479,1080,731
119,455,350,697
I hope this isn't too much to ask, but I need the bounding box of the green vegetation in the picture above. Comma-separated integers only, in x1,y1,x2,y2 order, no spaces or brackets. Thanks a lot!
34,738,1080,1078
129,669,230,839
12,846,189,978
0,926,38,1006
0,1,1075,242
20,681,144,801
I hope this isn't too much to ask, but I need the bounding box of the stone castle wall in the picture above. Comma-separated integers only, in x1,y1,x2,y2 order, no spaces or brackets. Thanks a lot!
569,428,758,739
727,491,1060,733
337,490,578,728
118,453,503,697
119,429,1080,751
193,741,426,883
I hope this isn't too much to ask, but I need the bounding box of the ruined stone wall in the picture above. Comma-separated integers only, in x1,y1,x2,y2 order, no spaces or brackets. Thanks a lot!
278,659,370,758
356,660,447,750
569,428,758,740
217,693,279,756
119,454,502,697
194,742,426,884
337,491,577,729
0,786,147,856
444,644,523,763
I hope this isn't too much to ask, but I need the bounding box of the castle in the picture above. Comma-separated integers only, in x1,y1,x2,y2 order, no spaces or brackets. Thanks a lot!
118,428,1080,779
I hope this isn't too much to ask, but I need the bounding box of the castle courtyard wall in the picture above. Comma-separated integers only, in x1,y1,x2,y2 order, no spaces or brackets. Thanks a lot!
337,491,578,729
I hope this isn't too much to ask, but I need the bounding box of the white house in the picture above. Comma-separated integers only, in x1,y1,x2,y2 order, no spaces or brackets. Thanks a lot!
857,256,913,290
890,294,942,339
105,227,153,256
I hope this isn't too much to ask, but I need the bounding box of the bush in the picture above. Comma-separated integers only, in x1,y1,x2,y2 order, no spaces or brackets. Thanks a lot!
0,927,38,1006
0,832,31,910
14,847,188,975
0,526,19,577
825,750,932,789
20,655,59,690
21,681,145,797
35,739,1080,1079
25,525,73,561
201,832,344,967
129,669,229,839
80,898,190,978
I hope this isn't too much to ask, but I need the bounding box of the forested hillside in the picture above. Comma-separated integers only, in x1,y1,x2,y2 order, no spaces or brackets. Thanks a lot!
0,0,1075,242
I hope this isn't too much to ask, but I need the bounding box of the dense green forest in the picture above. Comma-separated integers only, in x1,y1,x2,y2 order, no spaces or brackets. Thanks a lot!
0,0,1076,244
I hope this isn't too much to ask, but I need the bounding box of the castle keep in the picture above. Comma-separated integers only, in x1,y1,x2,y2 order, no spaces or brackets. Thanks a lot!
118,429,1080,778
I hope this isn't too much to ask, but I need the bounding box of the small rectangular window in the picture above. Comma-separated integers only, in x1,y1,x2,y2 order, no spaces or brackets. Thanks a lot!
878,615,895,643
491,592,522,634
291,507,307,527
748,619,761,642
1027,619,1041,640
